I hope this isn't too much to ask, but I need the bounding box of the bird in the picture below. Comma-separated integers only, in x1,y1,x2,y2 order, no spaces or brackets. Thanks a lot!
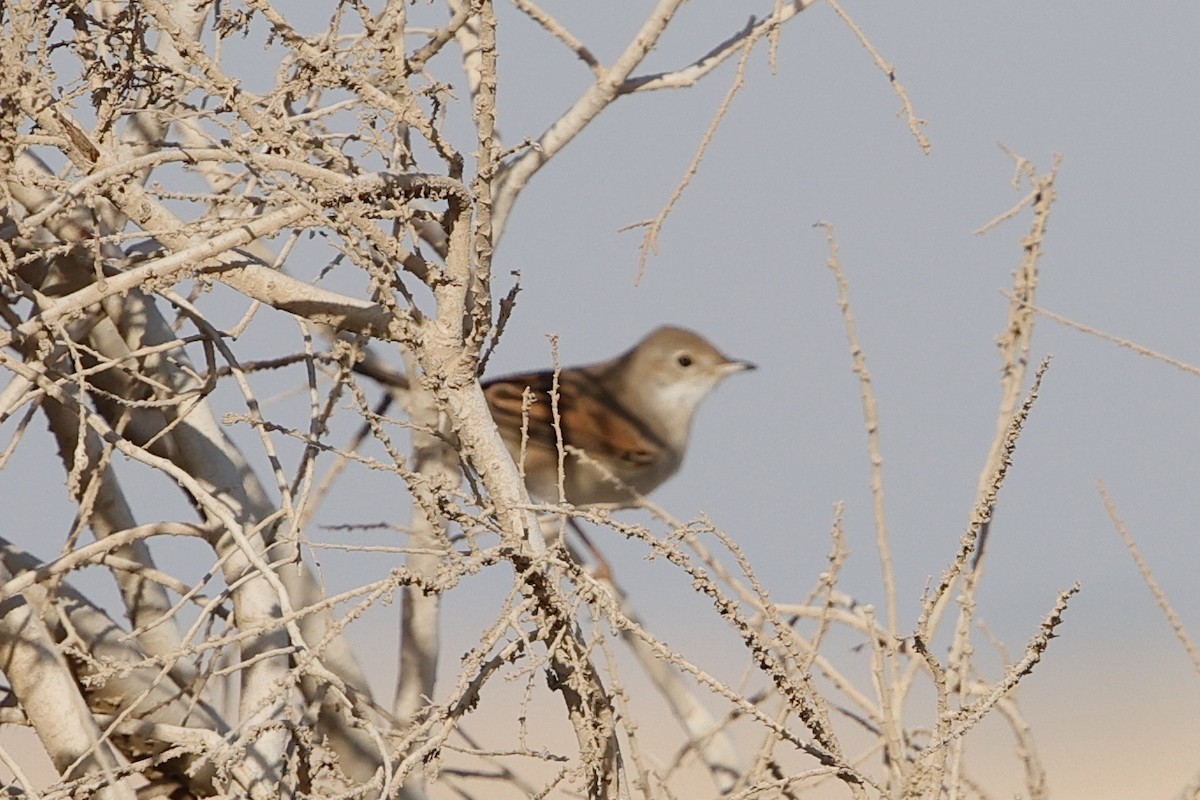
482,325,755,507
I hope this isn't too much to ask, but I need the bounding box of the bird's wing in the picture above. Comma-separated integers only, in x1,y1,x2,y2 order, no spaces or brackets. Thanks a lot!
483,370,661,467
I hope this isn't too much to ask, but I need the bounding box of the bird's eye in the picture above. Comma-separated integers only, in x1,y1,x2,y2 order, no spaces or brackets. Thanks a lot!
676,353,693,367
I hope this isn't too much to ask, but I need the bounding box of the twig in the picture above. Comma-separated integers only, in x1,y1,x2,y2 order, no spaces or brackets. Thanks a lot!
825,0,930,154
1099,481,1200,674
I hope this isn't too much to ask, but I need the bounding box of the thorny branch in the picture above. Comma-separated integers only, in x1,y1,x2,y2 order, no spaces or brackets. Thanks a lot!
0,2,1078,799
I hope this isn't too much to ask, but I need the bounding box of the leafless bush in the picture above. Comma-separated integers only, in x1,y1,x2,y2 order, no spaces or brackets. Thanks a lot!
0,2,1077,798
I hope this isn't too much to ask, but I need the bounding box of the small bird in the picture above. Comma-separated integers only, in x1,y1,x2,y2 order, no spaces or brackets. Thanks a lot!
483,326,755,506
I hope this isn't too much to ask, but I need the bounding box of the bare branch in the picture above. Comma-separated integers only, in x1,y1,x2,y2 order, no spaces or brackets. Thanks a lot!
1099,482,1200,674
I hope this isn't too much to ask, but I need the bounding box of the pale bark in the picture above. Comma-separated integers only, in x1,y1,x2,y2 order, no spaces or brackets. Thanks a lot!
0,2,1075,798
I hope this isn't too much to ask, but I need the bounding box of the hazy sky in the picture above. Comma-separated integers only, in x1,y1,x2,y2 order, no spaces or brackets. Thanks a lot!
4,3,1199,797
478,4,1200,797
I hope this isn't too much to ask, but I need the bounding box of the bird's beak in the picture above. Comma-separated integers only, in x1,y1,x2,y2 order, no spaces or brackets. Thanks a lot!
722,358,757,374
